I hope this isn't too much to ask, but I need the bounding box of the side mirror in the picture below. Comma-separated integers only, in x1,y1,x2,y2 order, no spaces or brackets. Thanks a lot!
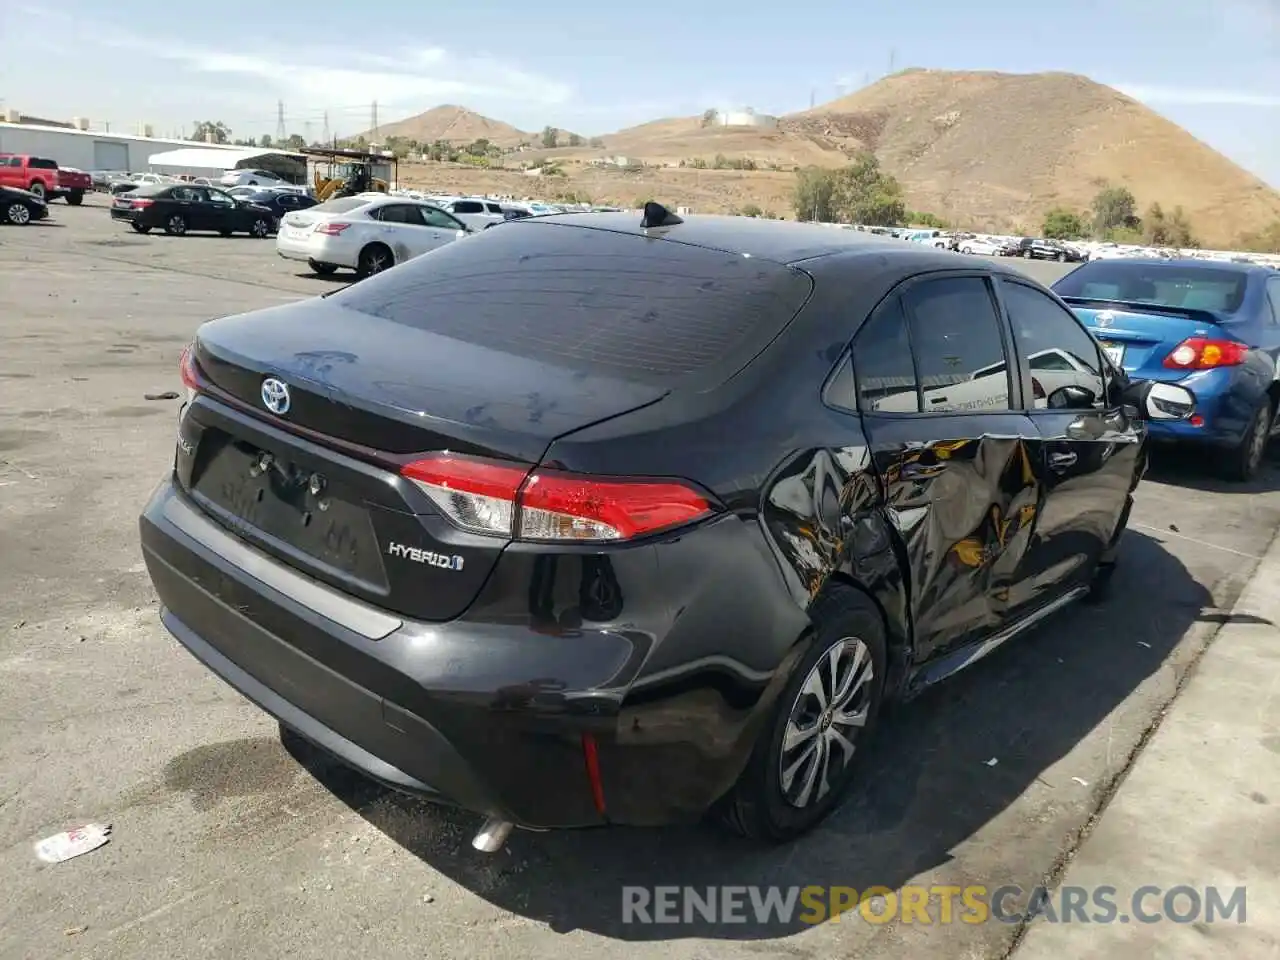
1046,384,1097,410
1122,380,1196,421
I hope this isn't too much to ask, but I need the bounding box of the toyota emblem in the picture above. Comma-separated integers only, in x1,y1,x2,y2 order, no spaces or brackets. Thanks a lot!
1095,311,1115,328
261,377,291,415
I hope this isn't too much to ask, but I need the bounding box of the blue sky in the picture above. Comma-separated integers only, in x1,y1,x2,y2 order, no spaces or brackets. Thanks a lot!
4,0,1280,183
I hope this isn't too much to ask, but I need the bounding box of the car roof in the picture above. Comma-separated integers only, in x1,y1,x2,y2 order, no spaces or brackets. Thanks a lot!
508,212,959,266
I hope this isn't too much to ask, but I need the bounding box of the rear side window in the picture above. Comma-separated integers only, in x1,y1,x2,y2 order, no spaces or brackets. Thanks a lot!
29,158,58,169
1266,277,1280,324
852,299,919,413
312,197,368,214
331,222,814,385
904,277,1011,413
1054,262,1248,313
1000,279,1104,408
452,200,484,213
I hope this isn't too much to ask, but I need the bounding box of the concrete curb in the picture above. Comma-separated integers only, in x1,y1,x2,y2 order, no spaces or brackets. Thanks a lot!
1010,524,1280,957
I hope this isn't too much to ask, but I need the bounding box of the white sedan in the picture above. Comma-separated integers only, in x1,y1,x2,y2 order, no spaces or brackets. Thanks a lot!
958,236,1008,256
276,195,472,278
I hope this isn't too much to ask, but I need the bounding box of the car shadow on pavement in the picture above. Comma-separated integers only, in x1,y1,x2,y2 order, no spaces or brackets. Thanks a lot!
1144,443,1280,494
293,530,1211,941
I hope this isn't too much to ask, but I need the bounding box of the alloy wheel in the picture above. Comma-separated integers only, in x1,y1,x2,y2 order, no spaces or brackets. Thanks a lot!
167,215,186,235
778,637,875,808
7,203,31,225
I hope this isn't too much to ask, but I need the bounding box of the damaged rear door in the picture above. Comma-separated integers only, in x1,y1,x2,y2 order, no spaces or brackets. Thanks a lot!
852,273,1042,665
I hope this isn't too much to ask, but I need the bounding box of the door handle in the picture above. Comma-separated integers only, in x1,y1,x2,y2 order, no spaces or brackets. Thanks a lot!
1048,451,1078,471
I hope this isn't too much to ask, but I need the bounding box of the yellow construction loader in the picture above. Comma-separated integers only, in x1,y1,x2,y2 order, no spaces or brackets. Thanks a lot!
303,147,398,201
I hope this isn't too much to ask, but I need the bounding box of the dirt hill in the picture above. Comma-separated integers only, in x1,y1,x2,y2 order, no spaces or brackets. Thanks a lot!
364,105,532,147
788,69,1280,245
383,72,1280,246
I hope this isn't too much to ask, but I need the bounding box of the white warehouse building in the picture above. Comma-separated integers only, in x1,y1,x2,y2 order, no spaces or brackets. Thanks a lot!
0,119,247,173
716,107,779,129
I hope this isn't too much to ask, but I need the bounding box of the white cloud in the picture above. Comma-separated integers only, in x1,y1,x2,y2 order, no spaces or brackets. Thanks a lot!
15,10,572,117
1118,84,1280,108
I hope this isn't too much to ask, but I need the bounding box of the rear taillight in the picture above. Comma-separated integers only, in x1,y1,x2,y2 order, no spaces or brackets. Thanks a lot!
314,222,349,235
1162,338,1248,370
179,345,199,403
401,453,714,542
131,198,154,209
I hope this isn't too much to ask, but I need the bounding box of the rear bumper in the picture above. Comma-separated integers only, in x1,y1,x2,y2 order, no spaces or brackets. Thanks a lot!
110,207,140,223
140,476,803,828
275,234,355,267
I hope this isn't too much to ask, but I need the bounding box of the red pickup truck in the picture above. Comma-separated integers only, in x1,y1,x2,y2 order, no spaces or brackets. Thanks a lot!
51,167,91,205
0,154,60,200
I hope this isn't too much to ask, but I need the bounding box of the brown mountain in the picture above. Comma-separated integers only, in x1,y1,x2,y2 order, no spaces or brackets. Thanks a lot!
787,69,1280,245
556,70,1279,245
363,105,532,147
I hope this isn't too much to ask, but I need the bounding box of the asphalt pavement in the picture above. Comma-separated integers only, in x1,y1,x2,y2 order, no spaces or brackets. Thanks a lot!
1,198,1278,960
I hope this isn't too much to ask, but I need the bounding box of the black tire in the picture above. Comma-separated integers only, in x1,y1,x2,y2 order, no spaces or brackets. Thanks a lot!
249,217,271,238
219,229,233,237
27,181,45,200
720,587,887,843
164,213,187,236
1221,396,1273,482
66,191,85,206
131,222,152,234
1022,248,1033,259
308,260,339,275
1056,251,1066,262
356,243,393,279
5,202,32,225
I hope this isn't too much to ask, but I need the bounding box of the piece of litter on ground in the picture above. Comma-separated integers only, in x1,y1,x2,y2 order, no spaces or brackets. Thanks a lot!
1137,641,1151,648
144,391,180,401
64,926,88,937
422,893,434,904
34,823,111,864
1071,776,1089,786
984,757,999,767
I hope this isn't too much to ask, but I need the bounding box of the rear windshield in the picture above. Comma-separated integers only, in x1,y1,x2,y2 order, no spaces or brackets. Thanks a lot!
1054,262,1248,314
331,221,814,384
312,197,369,214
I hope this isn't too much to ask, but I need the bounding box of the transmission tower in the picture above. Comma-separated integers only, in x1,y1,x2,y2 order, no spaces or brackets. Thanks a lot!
371,100,379,139
322,110,330,144
275,100,286,142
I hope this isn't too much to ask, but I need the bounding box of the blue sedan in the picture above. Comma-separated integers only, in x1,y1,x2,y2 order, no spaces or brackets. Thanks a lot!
1052,259,1280,481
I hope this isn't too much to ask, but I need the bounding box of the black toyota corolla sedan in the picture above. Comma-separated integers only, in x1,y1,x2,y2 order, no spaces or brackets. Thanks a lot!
139,205,1195,850
111,183,276,237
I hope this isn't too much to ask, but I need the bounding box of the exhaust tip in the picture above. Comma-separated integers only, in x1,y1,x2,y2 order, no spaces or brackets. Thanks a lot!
471,817,514,853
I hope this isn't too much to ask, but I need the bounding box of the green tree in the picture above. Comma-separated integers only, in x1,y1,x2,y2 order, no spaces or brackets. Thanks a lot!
191,120,230,144
834,153,906,226
568,132,582,147
283,133,306,151
740,203,764,218
1091,185,1137,235
1042,208,1087,239
258,134,272,148
793,166,842,222
466,138,491,157
908,211,949,228
541,126,559,148
701,108,718,128
1144,203,1197,247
